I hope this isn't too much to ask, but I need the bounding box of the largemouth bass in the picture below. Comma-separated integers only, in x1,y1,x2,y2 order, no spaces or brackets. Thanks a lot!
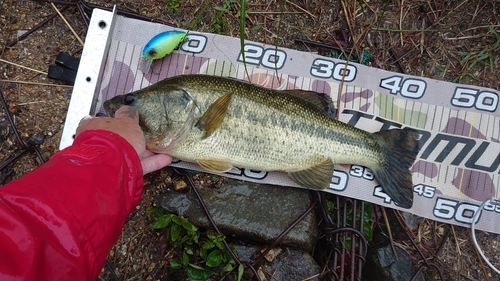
104,74,420,208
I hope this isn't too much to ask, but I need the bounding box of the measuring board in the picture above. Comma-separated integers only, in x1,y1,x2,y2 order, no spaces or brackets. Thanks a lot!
60,8,500,234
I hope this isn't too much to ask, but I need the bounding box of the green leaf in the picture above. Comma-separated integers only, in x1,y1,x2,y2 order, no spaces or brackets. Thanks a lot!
202,241,215,250
191,231,200,244
252,24,263,31
181,220,198,232
171,224,183,242
237,264,244,281
222,248,234,263
151,214,173,229
200,248,208,261
207,230,218,241
221,263,233,275
182,251,189,266
171,215,183,225
186,264,214,280
147,207,168,220
206,250,223,267
169,258,182,269
364,222,373,241
185,244,195,255
215,241,224,250
172,216,198,232
460,53,472,66
327,200,335,211
214,6,229,12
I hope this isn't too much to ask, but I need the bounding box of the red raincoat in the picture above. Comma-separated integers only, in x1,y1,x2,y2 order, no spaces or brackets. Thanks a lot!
0,130,143,280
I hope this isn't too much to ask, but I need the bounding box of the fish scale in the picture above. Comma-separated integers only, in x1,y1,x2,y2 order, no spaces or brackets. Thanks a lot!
104,74,420,208
167,75,379,170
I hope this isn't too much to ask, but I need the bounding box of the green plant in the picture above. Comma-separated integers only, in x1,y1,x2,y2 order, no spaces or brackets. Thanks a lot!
327,201,373,248
214,0,237,13
455,25,500,83
200,0,238,34
207,9,231,34
148,207,242,280
164,0,183,15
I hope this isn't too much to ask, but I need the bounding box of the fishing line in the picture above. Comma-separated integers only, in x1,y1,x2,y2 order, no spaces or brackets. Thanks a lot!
471,197,500,275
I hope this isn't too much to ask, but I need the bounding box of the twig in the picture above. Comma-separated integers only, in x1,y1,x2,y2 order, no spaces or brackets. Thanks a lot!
451,225,462,256
18,101,47,106
373,27,438,32
247,11,304,14
444,34,492,40
396,209,416,237
300,273,321,281
381,207,398,260
469,230,492,281
399,0,404,46
50,2,85,45
286,1,316,19
0,80,73,87
0,59,48,75
340,0,355,46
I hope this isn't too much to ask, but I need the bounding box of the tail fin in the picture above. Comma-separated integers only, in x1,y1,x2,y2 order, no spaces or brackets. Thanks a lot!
372,128,420,208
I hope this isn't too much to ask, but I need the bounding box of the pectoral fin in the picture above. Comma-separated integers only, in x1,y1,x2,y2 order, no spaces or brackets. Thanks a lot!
196,93,233,139
197,159,233,173
287,159,334,190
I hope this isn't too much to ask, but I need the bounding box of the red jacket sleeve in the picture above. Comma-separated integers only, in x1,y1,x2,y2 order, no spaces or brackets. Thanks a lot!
0,130,143,281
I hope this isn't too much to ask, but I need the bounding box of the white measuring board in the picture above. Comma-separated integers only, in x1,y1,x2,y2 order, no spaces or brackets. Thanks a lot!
62,8,500,234
59,7,116,149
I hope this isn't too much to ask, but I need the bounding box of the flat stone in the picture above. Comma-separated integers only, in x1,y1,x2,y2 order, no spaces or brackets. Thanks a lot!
157,178,317,251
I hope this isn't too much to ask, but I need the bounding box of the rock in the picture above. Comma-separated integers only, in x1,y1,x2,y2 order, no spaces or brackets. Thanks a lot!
363,245,424,281
262,247,281,262
157,178,318,251
173,180,187,191
259,247,321,281
232,244,321,281
401,211,424,232
26,132,45,146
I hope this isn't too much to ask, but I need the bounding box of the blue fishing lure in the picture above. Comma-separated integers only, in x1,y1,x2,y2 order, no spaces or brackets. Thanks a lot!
142,30,188,60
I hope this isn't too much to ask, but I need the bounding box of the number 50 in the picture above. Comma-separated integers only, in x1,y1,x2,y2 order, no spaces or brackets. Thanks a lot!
451,87,498,112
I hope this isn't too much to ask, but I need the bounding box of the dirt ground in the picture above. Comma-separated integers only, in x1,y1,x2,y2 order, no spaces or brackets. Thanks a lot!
1,0,500,280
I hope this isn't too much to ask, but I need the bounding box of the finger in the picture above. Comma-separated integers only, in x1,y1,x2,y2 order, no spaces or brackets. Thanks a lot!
79,115,93,124
76,116,96,135
114,106,139,123
141,154,173,175
142,150,155,158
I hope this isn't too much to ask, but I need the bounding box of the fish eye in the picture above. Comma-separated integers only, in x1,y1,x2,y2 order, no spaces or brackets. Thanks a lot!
123,94,136,105
148,49,156,56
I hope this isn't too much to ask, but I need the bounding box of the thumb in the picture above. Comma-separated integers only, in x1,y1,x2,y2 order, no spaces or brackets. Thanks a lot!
113,106,139,124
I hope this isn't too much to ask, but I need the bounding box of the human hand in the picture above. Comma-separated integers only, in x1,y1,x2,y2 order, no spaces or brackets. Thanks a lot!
76,106,172,174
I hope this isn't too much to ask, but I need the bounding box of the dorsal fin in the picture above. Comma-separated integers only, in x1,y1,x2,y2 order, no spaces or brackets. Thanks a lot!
195,93,233,139
281,89,335,117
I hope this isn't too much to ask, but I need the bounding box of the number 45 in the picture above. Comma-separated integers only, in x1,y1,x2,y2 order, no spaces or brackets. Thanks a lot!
413,184,435,198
